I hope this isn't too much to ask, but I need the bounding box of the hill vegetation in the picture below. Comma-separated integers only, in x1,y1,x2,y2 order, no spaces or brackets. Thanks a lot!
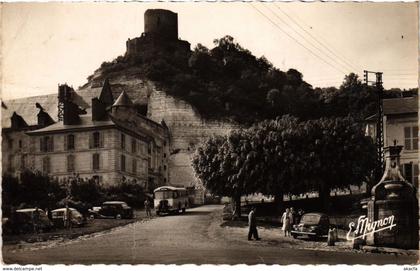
92,35,417,124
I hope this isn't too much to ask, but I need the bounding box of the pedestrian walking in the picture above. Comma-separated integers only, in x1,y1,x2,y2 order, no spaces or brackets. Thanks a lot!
144,198,152,218
248,207,260,241
281,208,291,237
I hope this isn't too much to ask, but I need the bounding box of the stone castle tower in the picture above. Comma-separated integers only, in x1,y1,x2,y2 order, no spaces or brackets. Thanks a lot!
125,9,191,58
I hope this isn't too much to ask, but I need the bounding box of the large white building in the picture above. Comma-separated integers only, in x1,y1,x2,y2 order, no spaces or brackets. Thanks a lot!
2,81,170,191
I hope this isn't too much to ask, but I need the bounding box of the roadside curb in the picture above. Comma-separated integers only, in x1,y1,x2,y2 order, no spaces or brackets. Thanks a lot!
360,245,418,256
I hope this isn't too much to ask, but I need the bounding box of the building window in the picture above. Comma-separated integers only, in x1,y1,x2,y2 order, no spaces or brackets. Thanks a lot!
164,153,167,158
42,156,51,174
403,162,419,186
148,143,151,154
93,153,100,170
404,126,418,151
121,134,126,150
121,155,126,172
131,139,137,153
148,157,151,169
93,132,100,148
132,159,137,174
66,134,75,150
90,131,103,149
20,155,26,170
40,136,54,152
8,139,13,150
18,140,23,149
8,155,13,171
67,155,75,172
163,165,167,171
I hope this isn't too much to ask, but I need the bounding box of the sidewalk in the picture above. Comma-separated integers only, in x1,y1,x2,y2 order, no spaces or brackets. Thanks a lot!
218,217,418,257
3,209,154,252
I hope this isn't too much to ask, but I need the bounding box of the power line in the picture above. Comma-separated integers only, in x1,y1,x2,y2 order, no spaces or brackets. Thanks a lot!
274,3,360,73
281,5,361,73
249,3,348,75
263,4,351,74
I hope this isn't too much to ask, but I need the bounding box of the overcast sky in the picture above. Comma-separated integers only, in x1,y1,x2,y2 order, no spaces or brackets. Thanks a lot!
2,2,418,100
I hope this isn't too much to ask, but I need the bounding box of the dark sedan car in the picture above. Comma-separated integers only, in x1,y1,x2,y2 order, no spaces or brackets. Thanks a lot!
291,212,330,239
89,201,133,219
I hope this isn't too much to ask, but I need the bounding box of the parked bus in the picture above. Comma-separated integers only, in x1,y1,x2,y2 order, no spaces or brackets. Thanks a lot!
154,186,189,215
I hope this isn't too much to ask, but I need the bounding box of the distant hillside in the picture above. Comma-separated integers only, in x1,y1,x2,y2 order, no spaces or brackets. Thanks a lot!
82,35,417,124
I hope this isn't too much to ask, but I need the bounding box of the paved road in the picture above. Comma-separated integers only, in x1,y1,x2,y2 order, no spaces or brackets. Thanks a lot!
3,205,417,264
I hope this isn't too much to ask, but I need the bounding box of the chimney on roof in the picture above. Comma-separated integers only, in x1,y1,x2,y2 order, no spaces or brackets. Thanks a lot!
58,84,80,125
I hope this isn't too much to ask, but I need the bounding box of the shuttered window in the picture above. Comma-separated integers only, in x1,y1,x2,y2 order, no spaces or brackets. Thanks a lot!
40,136,54,152
121,134,126,150
66,134,75,150
93,153,100,170
121,155,126,172
132,159,137,174
90,132,104,149
42,156,51,174
67,155,75,172
404,126,418,150
131,139,137,153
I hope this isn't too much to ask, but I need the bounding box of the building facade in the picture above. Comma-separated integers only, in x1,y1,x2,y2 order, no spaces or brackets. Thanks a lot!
366,96,418,187
2,82,170,191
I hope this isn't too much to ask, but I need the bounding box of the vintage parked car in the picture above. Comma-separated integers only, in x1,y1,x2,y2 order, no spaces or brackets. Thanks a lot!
88,201,133,219
291,212,330,239
51,207,86,228
13,208,53,234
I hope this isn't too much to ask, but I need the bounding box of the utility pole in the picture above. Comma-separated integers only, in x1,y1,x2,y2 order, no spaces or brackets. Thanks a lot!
364,70,384,184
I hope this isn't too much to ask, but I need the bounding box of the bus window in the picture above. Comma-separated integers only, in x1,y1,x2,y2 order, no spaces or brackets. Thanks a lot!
155,191,172,199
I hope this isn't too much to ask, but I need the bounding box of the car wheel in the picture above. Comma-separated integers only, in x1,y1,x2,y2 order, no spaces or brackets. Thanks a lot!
182,208,186,213
156,211,160,216
116,214,122,219
292,234,297,239
89,214,95,219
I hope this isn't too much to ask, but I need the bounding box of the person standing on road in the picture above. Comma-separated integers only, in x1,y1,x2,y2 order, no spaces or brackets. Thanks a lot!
144,198,152,218
32,207,41,234
248,207,260,241
281,208,291,237
289,207,296,225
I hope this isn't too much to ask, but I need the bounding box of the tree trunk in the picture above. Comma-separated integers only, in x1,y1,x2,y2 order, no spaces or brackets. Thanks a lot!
233,193,242,218
274,192,284,213
318,184,331,212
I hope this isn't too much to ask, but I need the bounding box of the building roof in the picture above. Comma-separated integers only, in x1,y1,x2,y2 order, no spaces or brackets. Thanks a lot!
2,93,58,128
98,78,114,106
365,96,418,121
27,115,115,135
112,90,133,107
383,96,418,115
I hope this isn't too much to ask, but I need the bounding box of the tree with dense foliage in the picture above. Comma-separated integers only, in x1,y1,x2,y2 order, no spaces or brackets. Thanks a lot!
298,117,376,210
193,116,376,212
192,130,261,217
